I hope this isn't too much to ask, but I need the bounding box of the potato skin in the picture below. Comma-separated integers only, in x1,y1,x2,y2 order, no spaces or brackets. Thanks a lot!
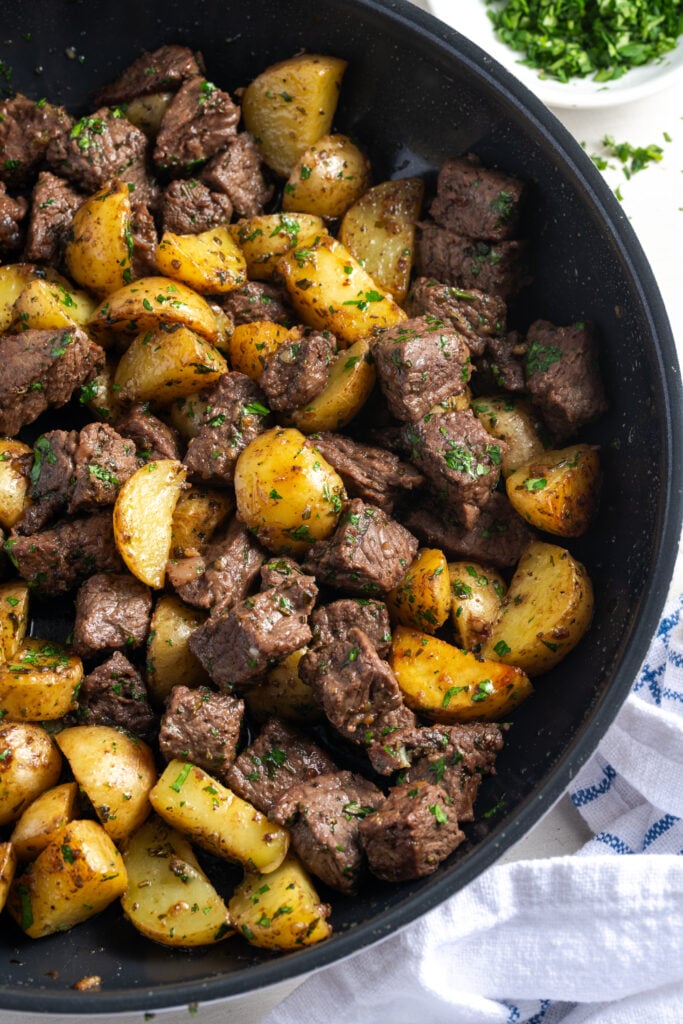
10,781,80,862
471,395,545,478
505,444,601,537
113,325,227,406
229,213,325,281
289,338,375,434
0,723,62,827
156,226,247,295
65,181,133,298
386,548,451,634
282,134,371,219
89,276,218,344
448,561,507,651
0,439,32,530
0,639,83,721
145,595,210,704
228,321,294,381
0,841,16,912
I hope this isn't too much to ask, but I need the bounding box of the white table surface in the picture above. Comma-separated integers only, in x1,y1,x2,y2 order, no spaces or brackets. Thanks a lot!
4,4,682,1021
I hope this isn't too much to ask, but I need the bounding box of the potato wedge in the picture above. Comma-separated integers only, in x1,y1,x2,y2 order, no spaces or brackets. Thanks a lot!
113,325,227,406
0,723,62,827
146,596,210,704
65,181,134,297
228,321,294,382
125,91,174,136
339,177,425,305
121,816,232,947
7,820,127,938
150,760,290,874
289,337,375,433
89,276,218,344
55,726,156,845
171,486,234,556
386,548,450,634
156,226,247,295
12,276,97,331
234,427,345,554
168,393,212,440
242,53,347,177
390,625,533,722
245,648,321,725
0,580,30,660
77,355,122,422
113,459,187,588
471,395,546,477
230,213,325,280
448,561,507,651
229,853,331,950
10,781,80,862
0,841,16,912
0,263,65,333
505,444,601,537
0,438,32,530
277,234,406,345
480,541,594,676
0,639,82,721
282,134,371,219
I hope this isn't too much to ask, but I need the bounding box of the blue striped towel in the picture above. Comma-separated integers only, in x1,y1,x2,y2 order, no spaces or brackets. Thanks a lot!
265,597,683,1024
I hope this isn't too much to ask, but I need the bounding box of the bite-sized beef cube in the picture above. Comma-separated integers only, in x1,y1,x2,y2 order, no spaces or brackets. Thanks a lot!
416,223,531,300
218,280,294,328
429,155,525,241
0,94,72,188
524,319,608,442
95,45,204,106
260,330,335,413
77,651,156,741
160,178,232,235
402,409,506,530
130,200,158,276
371,315,471,423
14,430,77,536
47,107,151,197
0,183,27,253
406,277,506,359
7,510,123,594
189,575,318,687
225,717,337,816
167,519,264,611
201,133,273,218
359,781,464,881
68,423,138,514
158,684,244,778
401,491,535,569
183,372,272,486
310,432,424,515
23,171,84,265
72,572,152,660
272,771,385,893
299,627,415,770
259,556,305,590
0,327,104,437
311,599,392,659
115,402,181,461
477,330,527,393
302,498,418,596
154,76,240,173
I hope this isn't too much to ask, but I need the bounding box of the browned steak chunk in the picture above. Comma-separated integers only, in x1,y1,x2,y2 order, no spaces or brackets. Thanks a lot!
23,171,83,264
0,182,27,253
130,201,158,276
310,599,392,659
47,108,150,196
402,409,506,529
416,223,531,300
188,575,318,687
429,155,525,241
68,423,138,514
371,315,471,423
201,133,273,218
259,556,305,590
218,280,294,328
154,76,240,173
225,717,336,815
302,498,418,596
160,178,232,234
272,771,384,893
0,327,104,437
77,651,156,741
158,684,244,779
95,45,203,106
260,330,335,413
406,277,506,358
477,330,527,393
167,519,264,611
0,94,72,188
524,319,608,442
309,432,423,514
115,402,181,461
72,572,152,660
15,429,78,535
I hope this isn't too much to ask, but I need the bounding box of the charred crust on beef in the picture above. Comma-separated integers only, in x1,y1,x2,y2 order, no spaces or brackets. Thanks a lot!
72,572,152,660
94,45,204,107
153,76,240,173
77,651,156,742
167,518,264,612
406,277,507,358
309,432,424,514
260,330,335,413
158,684,244,779
310,599,392,659
429,155,525,241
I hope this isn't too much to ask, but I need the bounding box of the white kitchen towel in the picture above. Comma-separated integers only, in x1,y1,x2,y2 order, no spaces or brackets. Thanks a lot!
264,595,683,1024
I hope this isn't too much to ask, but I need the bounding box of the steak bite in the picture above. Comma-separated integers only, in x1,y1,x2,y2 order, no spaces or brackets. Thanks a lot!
310,599,392,659
188,575,318,687
154,76,240,173
371,315,472,423
524,319,608,442
94,44,204,106
160,178,232,235
259,330,335,413
259,556,305,590
167,519,264,611
225,717,337,815
23,171,84,265
477,330,527,393
402,409,506,530
0,327,104,437
68,423,138,513
416,223,531,300
272,770,385,893
0,94,72,188
47,107,151,197
72,572,152,660
429,155,525,241
201,132,274,218
77,651,156,741
15,429,78,536
309,432,424,515
301,498,418,596
406,277,506,359
0,183,28,254
115,402,182,462
359,780,464,881
158,684,244,779
218,280,294,328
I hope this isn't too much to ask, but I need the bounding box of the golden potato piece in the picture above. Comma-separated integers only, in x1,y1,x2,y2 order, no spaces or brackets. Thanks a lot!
113,325,227,406
229,853,331,950
171,486,234,556
77,355,122,422
506,444,601,537
0,438,32,530
121,816,232,947
10,781,80,862
55,726,156,845
481,541,594,676
242,53,347,177
146,596,210,704
113,459,186,588
0,263,66,333
289,338,375,434
471,395,546,477
0,723,62,827
125,91,174,136
150,760,290,874
386,548,450,634
282,134,371,219
0,841,16,912
228,320,294,382
230,213,325,280
245,648,321,725
167,393,212,440
65,181,133,297
156,225,247,294
7,820,127,938
234,426,345,554
0,639,82,721
448,561,507,651
89,276,218,344
12,276,97,331
0,581,29,659
339,177,425,305
391,626,533,722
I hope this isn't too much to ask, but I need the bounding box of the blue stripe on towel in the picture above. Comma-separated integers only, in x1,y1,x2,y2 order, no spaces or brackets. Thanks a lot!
642,813,680,850
594,831,634,854
571,763,617,807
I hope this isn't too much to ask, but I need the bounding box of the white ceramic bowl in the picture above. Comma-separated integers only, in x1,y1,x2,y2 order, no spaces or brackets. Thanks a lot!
428,0,683,108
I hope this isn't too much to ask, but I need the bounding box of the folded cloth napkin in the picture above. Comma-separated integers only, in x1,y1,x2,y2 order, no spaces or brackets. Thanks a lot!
264,596,683,1024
